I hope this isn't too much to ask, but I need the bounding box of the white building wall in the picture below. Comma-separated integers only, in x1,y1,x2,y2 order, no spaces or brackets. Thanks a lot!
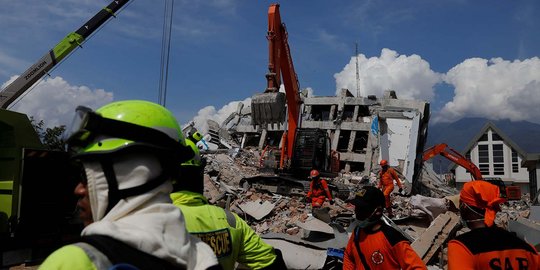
455,129,530,193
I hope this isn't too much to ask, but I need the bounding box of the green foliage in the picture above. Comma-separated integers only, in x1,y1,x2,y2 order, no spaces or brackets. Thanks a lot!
30,117,66,151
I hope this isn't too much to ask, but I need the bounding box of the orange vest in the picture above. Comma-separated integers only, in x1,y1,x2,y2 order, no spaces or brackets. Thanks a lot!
448,226,539,270
343,224,426,270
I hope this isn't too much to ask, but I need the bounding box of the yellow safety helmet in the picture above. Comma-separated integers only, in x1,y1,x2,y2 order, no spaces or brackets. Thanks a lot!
191,131,203,142
65,100,193,162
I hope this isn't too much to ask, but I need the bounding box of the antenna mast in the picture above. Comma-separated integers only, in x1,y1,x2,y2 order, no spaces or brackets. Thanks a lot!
355,42,361,97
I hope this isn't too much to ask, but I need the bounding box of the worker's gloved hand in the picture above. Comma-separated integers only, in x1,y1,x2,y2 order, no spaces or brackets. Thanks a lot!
329,199,335,205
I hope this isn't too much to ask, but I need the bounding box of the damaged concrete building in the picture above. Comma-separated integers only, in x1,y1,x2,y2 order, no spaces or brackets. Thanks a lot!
213,89,429,185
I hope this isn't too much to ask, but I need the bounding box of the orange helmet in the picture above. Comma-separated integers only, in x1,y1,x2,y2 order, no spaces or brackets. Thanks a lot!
310,169,320,178
380,159,388,166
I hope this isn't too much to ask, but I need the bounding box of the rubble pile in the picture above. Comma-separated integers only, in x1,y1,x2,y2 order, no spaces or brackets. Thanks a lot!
496,194,531,228
199,148,537,269
203,149,262,186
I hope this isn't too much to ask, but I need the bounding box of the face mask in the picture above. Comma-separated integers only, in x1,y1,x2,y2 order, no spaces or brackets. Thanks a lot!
460,203,485,228
356,208,380,228
460,217,485,228
357,218,379,228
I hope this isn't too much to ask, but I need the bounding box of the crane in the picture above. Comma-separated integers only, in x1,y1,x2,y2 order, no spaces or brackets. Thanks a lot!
251,3,302,169
0,0,130,109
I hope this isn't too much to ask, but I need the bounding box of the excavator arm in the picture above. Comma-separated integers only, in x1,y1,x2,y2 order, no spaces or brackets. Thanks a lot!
0,0,130,109
423,143,483,180
251,4,301,169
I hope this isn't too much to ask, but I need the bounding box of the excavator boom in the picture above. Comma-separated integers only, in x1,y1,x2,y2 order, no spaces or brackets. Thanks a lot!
251,4,301,169
423,143,483,180
0,0,130,109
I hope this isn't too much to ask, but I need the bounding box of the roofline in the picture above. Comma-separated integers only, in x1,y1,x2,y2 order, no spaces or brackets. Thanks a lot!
449,121,528,170
522,153,540,169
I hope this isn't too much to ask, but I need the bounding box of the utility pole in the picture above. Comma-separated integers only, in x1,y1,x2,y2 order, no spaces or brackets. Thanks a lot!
355,42,361,98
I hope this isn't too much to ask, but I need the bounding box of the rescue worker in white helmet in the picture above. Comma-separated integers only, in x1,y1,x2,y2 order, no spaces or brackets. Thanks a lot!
171,152,287,269
40,100,219,270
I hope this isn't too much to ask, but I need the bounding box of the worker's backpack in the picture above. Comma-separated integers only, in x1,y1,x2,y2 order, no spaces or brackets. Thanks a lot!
74,234,185,270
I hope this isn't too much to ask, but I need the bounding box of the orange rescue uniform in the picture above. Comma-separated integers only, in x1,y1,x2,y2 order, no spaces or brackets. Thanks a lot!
448,226,539,270
343,223,426,270
378,167,403,208
306,179,332,208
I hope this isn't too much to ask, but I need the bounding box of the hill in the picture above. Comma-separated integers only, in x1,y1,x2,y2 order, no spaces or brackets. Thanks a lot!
425,117,540,173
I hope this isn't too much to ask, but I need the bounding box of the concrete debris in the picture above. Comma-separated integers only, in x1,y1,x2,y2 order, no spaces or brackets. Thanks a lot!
198,144,536,270
411,212,461,265
296,216,334,235
263,239,327,270
508,217,540,249
239,199,276,220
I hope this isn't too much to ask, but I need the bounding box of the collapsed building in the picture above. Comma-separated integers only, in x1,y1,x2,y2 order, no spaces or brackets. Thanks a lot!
210,89,429,189
199,89,539,269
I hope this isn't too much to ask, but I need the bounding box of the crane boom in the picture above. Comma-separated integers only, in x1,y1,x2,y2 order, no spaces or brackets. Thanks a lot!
423,143,483,180
0,0,130,109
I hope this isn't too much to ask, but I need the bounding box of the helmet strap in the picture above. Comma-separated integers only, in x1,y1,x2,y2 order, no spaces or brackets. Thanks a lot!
101,158,120,215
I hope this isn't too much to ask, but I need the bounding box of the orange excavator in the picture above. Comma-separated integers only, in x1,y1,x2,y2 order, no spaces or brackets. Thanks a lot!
423,143,521,200
243,4,345,198
423,143,483,181
251,3,302,170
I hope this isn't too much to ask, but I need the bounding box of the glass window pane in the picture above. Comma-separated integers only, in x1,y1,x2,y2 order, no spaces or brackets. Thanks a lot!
479,134,489,141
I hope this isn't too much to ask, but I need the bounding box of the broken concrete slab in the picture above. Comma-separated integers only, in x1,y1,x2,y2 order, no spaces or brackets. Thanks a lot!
238,199,275,220
263,238,327,270
411,212,460,264
508,217,540,249
296,216,334,235
262,228,349,250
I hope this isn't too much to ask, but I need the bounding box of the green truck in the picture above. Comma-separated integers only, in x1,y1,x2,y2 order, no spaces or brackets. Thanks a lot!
0,0,131,266
0,110,80,267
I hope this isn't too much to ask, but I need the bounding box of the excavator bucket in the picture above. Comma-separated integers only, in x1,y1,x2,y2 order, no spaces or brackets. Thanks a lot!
251,92,286,126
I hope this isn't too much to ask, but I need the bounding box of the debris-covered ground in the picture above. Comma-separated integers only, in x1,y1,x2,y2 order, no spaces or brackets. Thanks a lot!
201,148,536,269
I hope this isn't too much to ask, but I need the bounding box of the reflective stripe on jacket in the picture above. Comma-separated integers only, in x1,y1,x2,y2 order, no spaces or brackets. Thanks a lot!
171,191,276,270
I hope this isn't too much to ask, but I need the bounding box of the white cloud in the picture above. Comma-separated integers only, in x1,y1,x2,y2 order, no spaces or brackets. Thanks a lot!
435,57,540,123
5,76,113,128
334,48,442,101
190,97,252,134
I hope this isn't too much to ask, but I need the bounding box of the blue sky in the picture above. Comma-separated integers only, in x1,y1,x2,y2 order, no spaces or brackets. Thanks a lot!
1,0,539,130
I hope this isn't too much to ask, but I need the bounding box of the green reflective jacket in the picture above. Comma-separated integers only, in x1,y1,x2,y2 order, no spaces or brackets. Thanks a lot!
39,245,99,270
171,191,276,270
182,138,201,166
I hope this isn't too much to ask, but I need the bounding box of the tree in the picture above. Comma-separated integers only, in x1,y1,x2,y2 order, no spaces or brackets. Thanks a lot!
30,117,66,151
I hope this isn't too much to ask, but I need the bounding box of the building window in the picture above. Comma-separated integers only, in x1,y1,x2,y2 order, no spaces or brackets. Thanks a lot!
479,133,489,141
512,149,519,173
492,132,503,141
492,144,504,175
466,151,471,160
478,145,490,175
